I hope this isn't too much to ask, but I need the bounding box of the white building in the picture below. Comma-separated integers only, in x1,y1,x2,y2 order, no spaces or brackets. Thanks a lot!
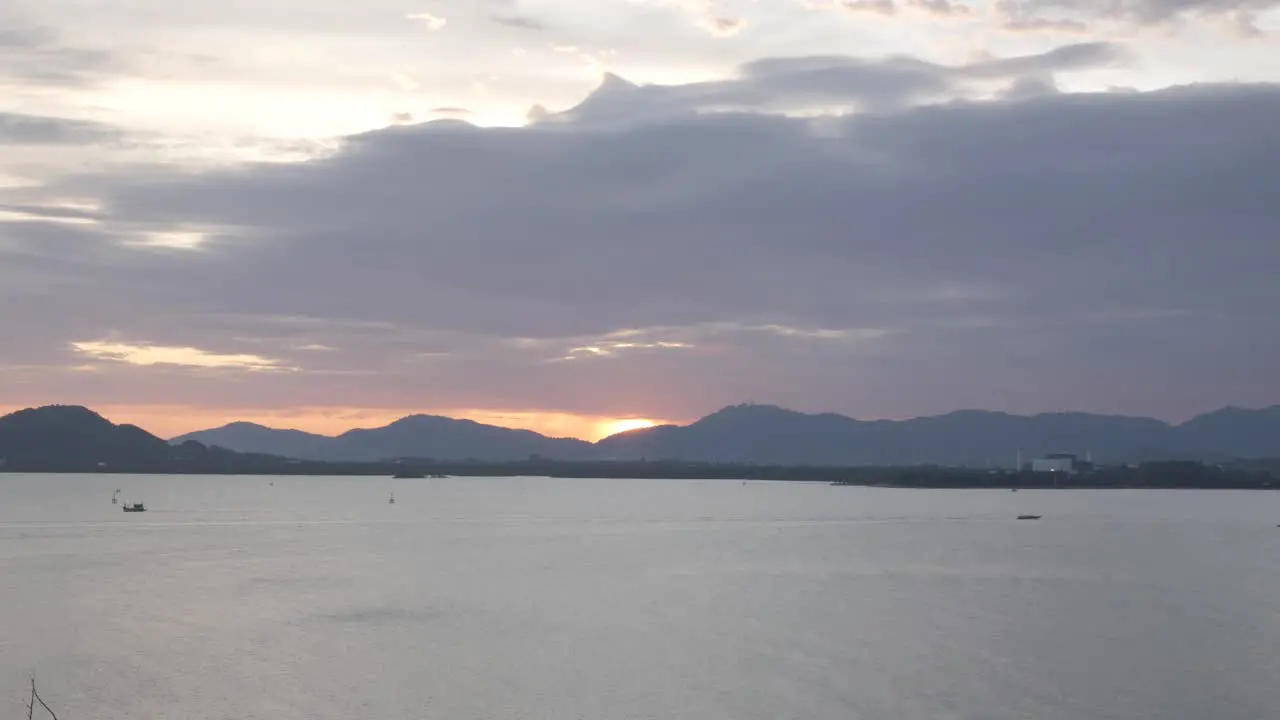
1031,453,1078,473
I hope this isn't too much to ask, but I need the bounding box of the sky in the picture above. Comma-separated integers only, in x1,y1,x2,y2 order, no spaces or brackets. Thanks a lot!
1,0,1278,441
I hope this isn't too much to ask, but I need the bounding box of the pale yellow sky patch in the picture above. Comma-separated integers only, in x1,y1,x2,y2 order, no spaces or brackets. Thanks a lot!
71,341,289,371
133,230,208,250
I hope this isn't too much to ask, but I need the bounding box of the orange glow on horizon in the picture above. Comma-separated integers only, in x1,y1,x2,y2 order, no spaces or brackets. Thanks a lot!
0,404,676,443
596,418,658,438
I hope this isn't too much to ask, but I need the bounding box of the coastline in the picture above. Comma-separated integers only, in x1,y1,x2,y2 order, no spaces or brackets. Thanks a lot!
4,458,1276,490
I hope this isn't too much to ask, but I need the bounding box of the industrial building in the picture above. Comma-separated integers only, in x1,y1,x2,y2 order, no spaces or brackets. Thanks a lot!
1031,453,1081,474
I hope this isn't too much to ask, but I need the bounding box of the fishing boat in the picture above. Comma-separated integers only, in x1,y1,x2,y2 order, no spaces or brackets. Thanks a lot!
1016,514,1041,520
122,503,146,513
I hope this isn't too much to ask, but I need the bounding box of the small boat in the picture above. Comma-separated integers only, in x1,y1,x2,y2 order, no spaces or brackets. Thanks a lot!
388,493,396,505
122,503,146,513
1016,514,1041,520
111,489,120,504
392,472,425,479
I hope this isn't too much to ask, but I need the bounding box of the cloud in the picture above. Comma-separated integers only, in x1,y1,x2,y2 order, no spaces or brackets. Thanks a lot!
406,12,448,30
703,15,750,36
905,0,972,16
648,0,750,37
0,25,119,87
807,0,971,18
995,0,1280,27
0,113,119,145
71,341,289,371
1002,15,1092,32
840,0,898,15
533,42,1121,126
816,0,1277,26
1001,74,1060,99
1,46,1278,421
491,14,548,31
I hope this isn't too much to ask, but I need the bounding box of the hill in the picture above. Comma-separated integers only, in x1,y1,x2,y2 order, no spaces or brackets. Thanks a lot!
321,414,596,462
1173,406,1280,459
173,422,329,458
172,402,1280,465
0,405,173,471
174,414,596,462
0,405,285,473
593,403,1280,466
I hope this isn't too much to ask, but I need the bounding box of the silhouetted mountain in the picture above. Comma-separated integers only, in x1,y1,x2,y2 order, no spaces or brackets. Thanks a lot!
595,405,872,465
0,405,354,474
6,404,1280,483
174,414,596,462
323,415,596,462
1174,406,1280,459
174,422,328,458
0,405,178,471
171,402,1280,465
595,403,1280,465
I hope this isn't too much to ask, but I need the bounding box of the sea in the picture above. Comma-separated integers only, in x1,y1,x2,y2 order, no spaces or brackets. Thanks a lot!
2,474,1278,719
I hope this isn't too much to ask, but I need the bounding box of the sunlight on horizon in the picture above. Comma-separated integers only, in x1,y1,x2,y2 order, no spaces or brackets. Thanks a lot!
596,418,659,438
36,405,675,443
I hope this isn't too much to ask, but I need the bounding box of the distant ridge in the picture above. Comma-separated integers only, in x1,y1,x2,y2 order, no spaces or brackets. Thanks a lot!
171,402,1280,465
179,421,329,459
174,414,596,462
2,404,1278,476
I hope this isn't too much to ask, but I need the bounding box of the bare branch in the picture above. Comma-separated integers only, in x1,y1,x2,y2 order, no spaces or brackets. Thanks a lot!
28,677,59,720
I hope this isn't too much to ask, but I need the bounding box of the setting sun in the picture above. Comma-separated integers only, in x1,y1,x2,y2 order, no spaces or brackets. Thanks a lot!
597,418,658,438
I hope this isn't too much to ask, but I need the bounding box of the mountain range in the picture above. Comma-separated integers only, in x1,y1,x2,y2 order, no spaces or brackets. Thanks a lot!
172,414,597,463
3,405,1277,487
0,405,268,473
171,403,1280,465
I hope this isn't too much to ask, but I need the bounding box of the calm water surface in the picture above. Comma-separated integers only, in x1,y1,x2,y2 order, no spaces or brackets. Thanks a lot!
2,474,1279,719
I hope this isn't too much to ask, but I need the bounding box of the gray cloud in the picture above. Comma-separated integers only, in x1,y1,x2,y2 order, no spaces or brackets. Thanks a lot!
840,0,898,15
2,48,1278,420
906,0,972,16
534,42,1122,126
705,15,749,36
0,25,119,87
0,112,119,145
1001,75,1060,100
995,0,1279,27
1003,15,1092,32
491,14,548,31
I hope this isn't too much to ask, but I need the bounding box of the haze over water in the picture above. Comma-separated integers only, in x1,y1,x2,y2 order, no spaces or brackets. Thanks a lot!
3,474,1279,719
